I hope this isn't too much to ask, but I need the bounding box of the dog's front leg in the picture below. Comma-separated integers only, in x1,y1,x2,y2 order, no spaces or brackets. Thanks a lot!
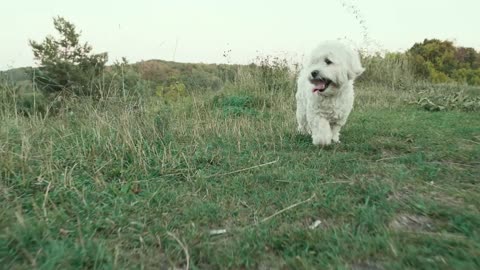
296,105,309,135
308,114,332,146
331,123,343,143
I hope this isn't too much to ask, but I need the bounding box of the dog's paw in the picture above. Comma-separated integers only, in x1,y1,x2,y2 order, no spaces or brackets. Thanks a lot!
312,134,332,146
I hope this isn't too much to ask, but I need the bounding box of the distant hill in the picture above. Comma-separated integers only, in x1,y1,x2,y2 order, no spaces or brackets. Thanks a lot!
132,59,234,81
1,60,241,92
0,67,33,83
131,59,240,89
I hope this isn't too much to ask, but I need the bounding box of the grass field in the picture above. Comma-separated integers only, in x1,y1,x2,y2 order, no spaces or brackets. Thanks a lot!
1,70,480,269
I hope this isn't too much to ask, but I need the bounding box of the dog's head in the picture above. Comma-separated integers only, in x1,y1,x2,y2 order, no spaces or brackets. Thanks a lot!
306,41,364,94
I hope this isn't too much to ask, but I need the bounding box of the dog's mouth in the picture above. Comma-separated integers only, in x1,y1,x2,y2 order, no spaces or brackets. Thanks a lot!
310,78,333,93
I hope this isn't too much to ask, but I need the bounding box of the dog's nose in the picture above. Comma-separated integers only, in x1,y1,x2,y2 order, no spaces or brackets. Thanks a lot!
311,70,319,78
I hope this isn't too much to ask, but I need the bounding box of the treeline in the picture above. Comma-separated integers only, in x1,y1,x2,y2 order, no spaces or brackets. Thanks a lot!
361,39,480,86
408,39,480,85
132,59,239,98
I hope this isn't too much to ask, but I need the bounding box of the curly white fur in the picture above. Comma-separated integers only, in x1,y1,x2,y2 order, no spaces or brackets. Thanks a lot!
295,41,364,146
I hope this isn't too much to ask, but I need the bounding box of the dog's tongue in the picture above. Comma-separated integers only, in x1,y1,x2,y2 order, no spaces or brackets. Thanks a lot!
312,81,326,92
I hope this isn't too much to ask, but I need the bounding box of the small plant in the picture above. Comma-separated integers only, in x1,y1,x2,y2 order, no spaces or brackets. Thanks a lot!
212,94,260,117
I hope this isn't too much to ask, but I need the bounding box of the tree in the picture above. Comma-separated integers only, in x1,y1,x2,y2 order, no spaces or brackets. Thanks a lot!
29,17,108,96
408,39,457,74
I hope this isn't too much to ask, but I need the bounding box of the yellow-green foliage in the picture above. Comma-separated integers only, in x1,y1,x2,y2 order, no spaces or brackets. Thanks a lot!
426,62,450,84
155,81,187,102
451,68,480,85
408,39,480,85
135,60,230,91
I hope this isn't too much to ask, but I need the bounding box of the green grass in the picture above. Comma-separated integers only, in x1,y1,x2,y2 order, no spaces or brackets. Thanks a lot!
1,82,479,269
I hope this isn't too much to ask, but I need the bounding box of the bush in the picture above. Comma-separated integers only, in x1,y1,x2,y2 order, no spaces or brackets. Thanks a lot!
155,81,187,102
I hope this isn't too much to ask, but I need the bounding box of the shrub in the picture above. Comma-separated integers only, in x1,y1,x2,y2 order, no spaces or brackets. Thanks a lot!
29,17,108,96
155,81,187,102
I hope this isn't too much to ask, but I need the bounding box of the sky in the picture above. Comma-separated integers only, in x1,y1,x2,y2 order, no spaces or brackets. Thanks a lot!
1,0,479,70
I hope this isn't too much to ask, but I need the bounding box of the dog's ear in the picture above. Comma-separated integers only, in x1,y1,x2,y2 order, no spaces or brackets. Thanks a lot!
347,50,365,80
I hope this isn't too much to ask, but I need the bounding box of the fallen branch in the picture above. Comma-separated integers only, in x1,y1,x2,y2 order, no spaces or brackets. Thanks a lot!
376,155,407,162
260,194,316,223
42,181,52,220
204,158,279,178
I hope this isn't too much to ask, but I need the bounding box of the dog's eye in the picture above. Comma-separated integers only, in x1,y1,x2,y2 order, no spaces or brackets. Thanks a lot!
325,58,333,65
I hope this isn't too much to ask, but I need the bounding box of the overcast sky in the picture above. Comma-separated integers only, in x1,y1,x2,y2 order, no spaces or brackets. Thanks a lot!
1,0,479,70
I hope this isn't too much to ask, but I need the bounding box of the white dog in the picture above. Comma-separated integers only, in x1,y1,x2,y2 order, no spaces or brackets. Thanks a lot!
295,41,364,146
